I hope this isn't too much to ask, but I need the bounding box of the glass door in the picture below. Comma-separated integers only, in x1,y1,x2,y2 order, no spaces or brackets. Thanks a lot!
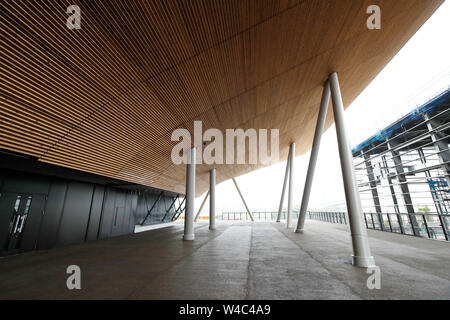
4,194,33,253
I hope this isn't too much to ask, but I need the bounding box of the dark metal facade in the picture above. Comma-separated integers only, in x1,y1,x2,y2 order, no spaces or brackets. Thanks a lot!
0,152,181,255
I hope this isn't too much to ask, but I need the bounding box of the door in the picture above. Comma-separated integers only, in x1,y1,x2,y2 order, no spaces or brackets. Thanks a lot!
0,192,45,255
4,194,32,253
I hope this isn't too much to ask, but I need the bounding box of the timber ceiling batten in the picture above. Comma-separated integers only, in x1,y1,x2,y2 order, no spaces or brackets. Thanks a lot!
0,0,443,196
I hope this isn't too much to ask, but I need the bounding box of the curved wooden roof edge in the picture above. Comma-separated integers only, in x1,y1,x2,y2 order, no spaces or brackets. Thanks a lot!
0,0,444,196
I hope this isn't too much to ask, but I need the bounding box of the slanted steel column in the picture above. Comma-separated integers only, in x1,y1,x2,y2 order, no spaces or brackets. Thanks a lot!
232,177,255,221
172,197,186,221
381,155,399,232
209,168,216,230
183,147,196,241
276,149,291,222
388,139,421,236
194,191,209,222
362,152,385,231
296,81,330,233
418,147,449,240
141,191,164,225
329,72,375,268
161,194,179,222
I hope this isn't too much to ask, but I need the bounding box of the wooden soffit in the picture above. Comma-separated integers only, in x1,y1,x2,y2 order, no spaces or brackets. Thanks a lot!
0,0,443,195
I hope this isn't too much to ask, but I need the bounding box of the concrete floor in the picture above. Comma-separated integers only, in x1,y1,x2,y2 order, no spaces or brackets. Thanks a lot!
0,220,449,299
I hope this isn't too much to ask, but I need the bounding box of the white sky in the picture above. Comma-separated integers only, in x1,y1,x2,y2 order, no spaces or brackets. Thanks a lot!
195,2,450,215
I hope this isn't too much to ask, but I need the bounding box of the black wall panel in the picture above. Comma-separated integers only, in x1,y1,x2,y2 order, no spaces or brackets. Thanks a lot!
109,191,133,237
0,165,178,255
135,196,145,224
0,192,19,251
37,181,67,249
20,195,46,251
85,186,104,241
1,174,49,195
113,192,126,237
124,194,136,234
111,207,125,237
98,188,115,239
56,182,94,247
122,195,131,236
128,194,137,232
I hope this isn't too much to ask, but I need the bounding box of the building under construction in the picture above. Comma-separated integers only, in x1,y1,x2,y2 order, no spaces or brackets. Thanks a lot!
353,88,450,241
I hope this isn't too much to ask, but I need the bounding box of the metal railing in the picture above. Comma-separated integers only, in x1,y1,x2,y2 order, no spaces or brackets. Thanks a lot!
219,210,448,241
307,211,449,242
218,210,299,221
307,211,348,225
361,212,448,240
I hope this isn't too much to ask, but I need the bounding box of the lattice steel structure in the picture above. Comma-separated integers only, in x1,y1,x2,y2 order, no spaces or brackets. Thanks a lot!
352,89,450,241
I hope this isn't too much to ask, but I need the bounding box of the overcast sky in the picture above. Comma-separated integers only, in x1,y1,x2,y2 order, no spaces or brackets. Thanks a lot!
195,1,450,215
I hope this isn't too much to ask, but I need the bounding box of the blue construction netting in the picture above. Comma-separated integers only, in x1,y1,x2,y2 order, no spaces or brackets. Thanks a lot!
352,88,450,155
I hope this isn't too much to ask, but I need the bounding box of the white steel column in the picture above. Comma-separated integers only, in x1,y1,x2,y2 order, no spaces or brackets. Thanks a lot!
329,72,375,267
194,190,209,222
296,81,330,233
232,177,255,222
286,142,295,228
209,168,216,230
276,148,291,222
183,147,196,241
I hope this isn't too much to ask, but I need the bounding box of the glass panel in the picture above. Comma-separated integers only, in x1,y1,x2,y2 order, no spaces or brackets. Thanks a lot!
382,214,391,231
401,215,414,235
426,215,446,240
8,195,22,234
24,196,32,214
365,214,374,229
372,213,381,230
414,215,429,237
388,214,402,233
17,196,32,234
14,196,21,211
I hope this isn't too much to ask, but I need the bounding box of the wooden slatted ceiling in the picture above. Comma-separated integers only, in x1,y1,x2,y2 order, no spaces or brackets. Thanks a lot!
0,0,443,196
